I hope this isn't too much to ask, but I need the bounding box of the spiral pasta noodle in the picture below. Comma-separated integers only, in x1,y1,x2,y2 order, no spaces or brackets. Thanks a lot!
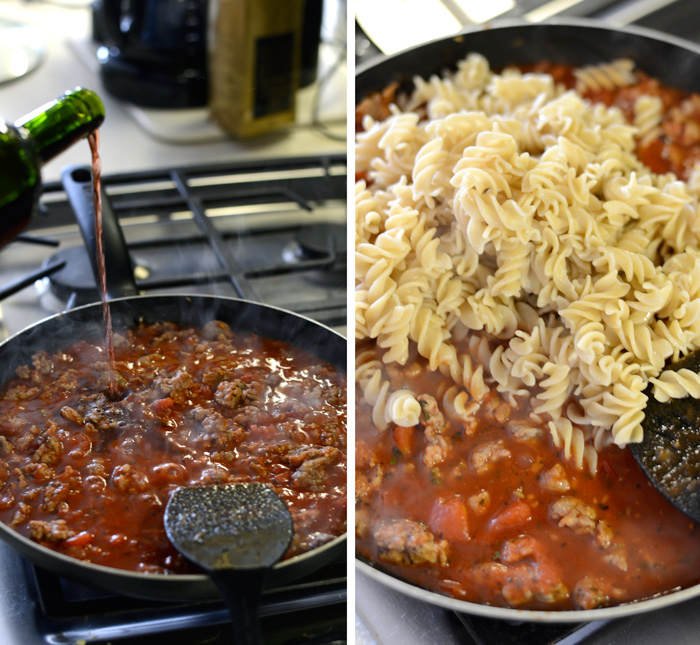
356,348,422,429
356,52,700,469
573,59,636,94
651,368,700,402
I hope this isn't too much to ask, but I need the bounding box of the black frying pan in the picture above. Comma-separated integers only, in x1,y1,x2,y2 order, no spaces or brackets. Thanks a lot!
0,293,347,601
357,18,700,101
356,17,700,622
0,165,347,601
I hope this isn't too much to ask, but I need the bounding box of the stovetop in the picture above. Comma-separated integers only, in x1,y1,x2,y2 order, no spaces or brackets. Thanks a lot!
0,153,347,338
28,555,347,645
0,537,347,645
0,152,348,644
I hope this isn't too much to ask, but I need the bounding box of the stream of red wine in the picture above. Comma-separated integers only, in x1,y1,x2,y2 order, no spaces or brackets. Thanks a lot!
88,130,115,393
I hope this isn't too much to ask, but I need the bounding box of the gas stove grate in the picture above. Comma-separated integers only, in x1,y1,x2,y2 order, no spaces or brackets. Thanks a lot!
2,154,347,332
27,558,347,644
454,611,609,645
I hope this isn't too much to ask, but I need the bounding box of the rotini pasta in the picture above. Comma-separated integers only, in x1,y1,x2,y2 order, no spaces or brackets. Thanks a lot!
356,52,700,470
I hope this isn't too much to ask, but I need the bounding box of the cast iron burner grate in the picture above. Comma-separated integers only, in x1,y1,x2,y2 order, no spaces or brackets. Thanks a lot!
27,557,347,644
454,611,608,645
11,154,347,330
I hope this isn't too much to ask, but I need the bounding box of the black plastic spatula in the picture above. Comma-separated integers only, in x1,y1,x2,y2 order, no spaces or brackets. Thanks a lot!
164,482,294,645
630,351,700,523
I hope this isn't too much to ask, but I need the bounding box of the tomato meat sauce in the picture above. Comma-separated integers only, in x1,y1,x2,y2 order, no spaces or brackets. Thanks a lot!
524,61,700,180
356,344,700,610
0,320,346,574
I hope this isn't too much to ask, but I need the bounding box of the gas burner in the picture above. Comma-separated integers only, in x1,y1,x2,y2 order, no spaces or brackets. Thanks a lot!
26,557,346,644
282,224,346,286
41,247,98,306
297,224,346,259
39,246,152,313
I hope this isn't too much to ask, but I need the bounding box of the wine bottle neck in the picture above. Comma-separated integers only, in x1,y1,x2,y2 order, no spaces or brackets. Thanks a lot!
14,88,105,164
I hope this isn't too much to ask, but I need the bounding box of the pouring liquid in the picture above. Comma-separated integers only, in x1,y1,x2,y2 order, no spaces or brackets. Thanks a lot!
87,130,116,393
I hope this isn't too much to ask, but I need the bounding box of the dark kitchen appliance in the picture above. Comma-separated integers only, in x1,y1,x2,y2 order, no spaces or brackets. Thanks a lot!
91,0,332,134
92,0,208,108
0,152,347,644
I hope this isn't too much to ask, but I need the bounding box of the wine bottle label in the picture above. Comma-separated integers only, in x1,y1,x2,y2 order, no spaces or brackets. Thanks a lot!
209,0,304,138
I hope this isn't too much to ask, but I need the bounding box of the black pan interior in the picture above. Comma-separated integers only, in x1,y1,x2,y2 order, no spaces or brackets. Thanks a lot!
0,294,346,381
356,21,700,102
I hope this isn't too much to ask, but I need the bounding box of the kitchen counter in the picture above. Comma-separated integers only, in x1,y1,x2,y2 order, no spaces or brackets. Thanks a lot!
0,1,347,184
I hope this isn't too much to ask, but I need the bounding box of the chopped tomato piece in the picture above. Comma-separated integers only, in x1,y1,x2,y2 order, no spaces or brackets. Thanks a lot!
487,500,532,535
150,397,174,414
392,425,415,455
63,531,93,548
430,497,470,542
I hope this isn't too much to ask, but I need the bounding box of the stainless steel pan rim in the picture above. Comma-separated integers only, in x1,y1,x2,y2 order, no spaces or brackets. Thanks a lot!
357,558,700,623
355,16,700,621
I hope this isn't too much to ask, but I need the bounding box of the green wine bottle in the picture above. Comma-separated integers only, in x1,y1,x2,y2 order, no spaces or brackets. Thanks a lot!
0,87,105,247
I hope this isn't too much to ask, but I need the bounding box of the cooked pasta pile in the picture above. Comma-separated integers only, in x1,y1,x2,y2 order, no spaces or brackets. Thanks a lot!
355,54,700,470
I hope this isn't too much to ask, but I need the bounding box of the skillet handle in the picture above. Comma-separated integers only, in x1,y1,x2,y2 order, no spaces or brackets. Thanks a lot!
61,164,138,300
209,567,268,645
